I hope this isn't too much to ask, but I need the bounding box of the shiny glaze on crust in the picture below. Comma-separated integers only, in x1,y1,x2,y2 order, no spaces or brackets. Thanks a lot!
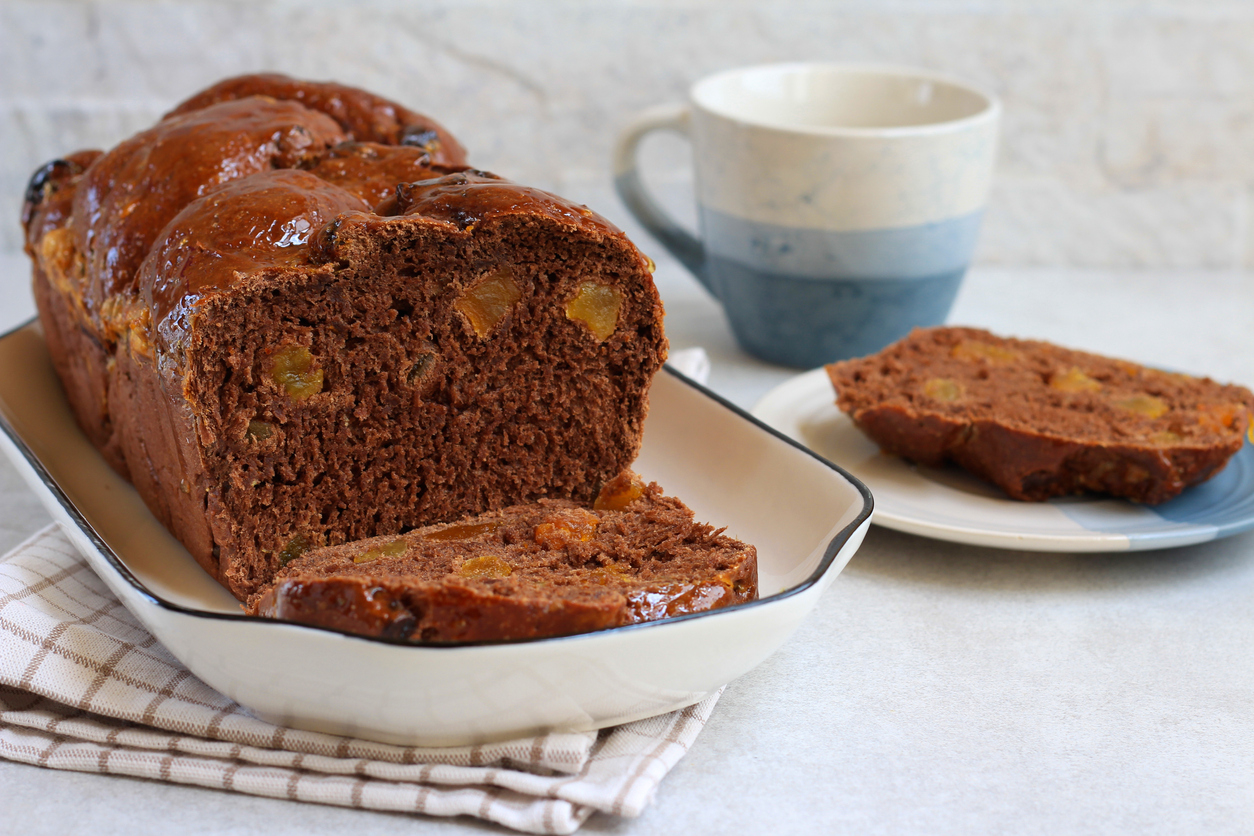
21,74,467,349
166,72,467,165
71,97,347,338
383,170,622,237
140,169,372,361
262,577,623,643
261,571,750,644
306,141,453,208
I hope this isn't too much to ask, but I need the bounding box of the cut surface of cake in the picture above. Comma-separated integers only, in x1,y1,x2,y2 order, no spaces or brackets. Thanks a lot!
826,326,1254,504
247,473,758,643
21,74,668,600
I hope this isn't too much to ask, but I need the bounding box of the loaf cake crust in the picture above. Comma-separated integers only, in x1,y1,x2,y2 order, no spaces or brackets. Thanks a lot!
164,73,467,162
247,475,758,643
22,76,668,601
25,78,465,480
826,326,1254,504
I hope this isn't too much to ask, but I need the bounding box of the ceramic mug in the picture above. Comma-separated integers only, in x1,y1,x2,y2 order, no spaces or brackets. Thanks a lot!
614,63,1000,368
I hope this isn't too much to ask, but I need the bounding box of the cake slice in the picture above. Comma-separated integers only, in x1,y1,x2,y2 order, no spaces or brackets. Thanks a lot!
826,326,1254,504
247,473,758,643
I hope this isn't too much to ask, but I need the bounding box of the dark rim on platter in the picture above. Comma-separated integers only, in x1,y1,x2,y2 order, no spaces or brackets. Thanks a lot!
0,318,874,649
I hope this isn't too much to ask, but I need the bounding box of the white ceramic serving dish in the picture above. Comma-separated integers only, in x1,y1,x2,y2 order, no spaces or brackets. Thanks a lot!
0,321,872,746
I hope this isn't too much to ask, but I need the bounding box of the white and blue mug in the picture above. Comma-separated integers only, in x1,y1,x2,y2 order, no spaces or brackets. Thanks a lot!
614,63,1000,368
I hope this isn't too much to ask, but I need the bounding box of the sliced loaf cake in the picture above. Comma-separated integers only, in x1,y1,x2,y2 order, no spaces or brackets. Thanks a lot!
248,473,758,642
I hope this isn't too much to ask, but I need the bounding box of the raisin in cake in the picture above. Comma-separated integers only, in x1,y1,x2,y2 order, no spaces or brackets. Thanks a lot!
247,473,758,642
826,326,1254,504
22,75,668,600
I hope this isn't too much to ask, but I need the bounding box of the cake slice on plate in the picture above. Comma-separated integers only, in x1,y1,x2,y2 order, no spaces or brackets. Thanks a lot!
826,326,1254,504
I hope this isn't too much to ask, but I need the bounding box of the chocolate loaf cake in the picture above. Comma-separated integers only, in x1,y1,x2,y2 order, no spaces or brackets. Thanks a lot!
22,75,668,601
24,74,466,481
248,473,758,643
826,326,1254,504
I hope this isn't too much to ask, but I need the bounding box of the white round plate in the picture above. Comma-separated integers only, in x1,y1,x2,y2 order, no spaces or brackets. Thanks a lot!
753,368,1254,552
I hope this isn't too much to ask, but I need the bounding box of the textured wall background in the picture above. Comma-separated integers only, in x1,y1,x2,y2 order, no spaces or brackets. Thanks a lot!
3,0,1254,271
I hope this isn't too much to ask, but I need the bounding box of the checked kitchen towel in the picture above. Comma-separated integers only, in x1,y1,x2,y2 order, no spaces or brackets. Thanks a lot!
0,524,720,834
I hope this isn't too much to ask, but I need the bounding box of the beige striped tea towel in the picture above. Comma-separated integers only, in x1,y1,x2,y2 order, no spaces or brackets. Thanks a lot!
0,524,720,834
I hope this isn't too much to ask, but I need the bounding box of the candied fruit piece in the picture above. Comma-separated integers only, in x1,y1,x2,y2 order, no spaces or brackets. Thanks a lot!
534,508,600,549
38,228,75,279
353,538,408,564
458,555,512,579
952,340,1019,363
923,378,963,402
269,345,324,400
624,583,719,620
246,420,272,440
1197,403,1239,431
1116,394,1168,419
1151,430,1183,445
565,281,623,342
424,521,502,542
594,472,645,511
1050,367,1102,393
381,538,409,556
126,323,151,357
588,565,629,584
454,267,521,337
278,533,311,566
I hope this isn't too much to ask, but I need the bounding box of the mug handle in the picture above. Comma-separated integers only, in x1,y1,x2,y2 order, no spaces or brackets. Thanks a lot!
612,104,711,293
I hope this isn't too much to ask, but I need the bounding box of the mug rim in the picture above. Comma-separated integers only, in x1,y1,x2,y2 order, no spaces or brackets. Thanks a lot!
690,62,1001,137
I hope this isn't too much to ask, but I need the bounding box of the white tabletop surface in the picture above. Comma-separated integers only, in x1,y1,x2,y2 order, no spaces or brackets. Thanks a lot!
2,249,1253,834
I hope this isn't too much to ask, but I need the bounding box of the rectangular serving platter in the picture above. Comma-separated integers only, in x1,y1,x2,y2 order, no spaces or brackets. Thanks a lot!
0,320,872,746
